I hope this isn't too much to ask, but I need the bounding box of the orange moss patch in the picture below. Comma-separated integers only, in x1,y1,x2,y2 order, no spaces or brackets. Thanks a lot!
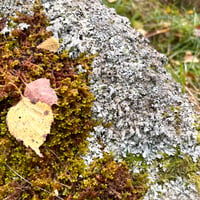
77,153,149,200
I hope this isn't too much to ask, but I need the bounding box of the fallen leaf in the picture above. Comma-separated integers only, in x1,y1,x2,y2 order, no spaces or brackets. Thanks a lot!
183,51,199,63
37,36,60,52
187,10,194,14
24,78,58,106
6,97,53,157
194,25,200,37
107,0,117,3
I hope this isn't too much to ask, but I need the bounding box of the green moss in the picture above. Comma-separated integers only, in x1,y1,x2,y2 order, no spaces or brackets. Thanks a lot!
122,150,200,195
154,148,200,194
0,1,149,199
123,153,149,171
161,106,183,135
193,114,200,144
192,173,200,193
170,106,182,135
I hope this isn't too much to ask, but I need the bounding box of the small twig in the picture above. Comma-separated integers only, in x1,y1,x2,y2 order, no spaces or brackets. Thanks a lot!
185,86,200,111
145,27,170,38
46,147,62,163
4,163,64,200
5,163,32,185
7,82,23,98
19,75,28,87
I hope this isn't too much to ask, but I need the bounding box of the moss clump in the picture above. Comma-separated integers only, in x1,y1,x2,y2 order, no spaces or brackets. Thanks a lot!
170,106,182,135
156,148,200,193
77,153,149,200
194,114,200,144
122,153,149,171
0,1,149,199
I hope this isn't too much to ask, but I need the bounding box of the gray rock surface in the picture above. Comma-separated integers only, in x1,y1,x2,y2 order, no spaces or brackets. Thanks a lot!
2,0,200,199
42,1,200,199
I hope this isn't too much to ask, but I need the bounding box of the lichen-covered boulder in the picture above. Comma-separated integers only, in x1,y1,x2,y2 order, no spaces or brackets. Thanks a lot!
40,0,200,199
1,0,200,199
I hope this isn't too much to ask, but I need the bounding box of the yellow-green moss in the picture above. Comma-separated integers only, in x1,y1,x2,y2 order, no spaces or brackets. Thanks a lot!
123,149,200,195
123,153,149,171
155,148,200,194
0,1,149,199
161,106,183,135
170,106,182,135
194,114,200,144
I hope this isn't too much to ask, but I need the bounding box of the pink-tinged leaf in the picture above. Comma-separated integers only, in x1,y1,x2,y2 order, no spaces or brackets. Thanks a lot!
183,51,199,63
24,78,58,106
194,25,200,37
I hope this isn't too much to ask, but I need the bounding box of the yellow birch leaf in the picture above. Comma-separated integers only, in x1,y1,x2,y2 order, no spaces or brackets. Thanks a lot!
107,0,117,3
37,36,60,52
6,97,53,157
187,10,194,14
